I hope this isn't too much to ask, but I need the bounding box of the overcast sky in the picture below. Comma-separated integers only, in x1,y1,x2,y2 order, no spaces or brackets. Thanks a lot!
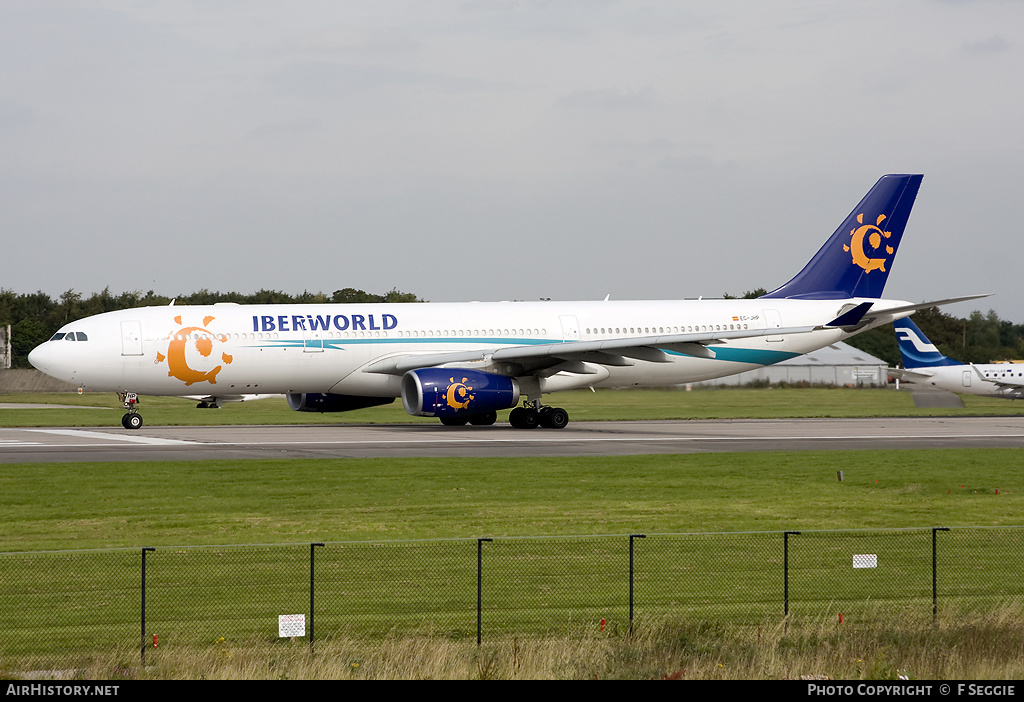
2,1,1022,320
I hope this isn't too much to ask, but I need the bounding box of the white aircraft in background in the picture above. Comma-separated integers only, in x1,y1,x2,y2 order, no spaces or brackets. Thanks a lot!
29,174,985,430
889,318,1023,399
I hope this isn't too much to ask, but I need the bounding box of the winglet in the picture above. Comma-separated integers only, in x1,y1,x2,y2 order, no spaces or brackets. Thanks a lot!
761,174,923,300
824,302,874,328
971,363,989,384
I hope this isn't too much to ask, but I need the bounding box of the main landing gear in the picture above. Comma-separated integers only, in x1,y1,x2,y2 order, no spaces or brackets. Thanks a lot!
435,402,570,429
508,401,569,430
119,392,143,429
439,410,498,427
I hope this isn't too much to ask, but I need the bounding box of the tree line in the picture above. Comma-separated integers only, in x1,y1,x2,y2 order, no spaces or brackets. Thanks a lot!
0,287,422,368
2,286,1021,370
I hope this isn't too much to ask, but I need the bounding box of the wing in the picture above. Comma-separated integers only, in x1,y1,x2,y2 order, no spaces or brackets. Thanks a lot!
972,363,1024,389
364,323,821,376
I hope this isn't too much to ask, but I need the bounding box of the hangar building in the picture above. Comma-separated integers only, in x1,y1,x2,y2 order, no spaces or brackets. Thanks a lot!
691,341,887,387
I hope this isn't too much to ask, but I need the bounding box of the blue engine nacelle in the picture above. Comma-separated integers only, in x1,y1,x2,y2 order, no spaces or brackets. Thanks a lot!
286,393,395,413
401,368,520,417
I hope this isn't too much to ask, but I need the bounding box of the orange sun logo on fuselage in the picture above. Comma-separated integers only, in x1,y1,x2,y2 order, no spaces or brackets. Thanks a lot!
844,213,894,273
155,315,233,386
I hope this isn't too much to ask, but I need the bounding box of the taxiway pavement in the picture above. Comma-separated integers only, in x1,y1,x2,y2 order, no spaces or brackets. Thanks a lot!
2,416,1023,463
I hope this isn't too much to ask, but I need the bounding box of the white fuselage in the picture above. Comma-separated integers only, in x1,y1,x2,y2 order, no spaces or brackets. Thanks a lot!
29,297,909,400
907,363,1024,400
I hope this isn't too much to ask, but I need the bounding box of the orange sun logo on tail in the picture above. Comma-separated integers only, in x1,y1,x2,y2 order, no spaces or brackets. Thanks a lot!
844,213,895,273
156,315,233,386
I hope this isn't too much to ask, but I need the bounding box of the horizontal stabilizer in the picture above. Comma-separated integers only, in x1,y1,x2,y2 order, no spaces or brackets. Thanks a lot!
886,367,936,382
855,294,992,344
876,294,991,317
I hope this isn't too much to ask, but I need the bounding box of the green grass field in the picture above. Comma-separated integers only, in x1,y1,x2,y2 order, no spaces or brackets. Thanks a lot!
2,449,1022,677
1,449,1020,551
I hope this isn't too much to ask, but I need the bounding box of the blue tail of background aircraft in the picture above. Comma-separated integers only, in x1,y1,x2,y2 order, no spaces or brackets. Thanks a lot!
761,174,923,300
894,318,961,368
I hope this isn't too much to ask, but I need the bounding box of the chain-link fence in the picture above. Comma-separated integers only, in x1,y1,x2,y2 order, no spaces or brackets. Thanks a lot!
2,527,1022,672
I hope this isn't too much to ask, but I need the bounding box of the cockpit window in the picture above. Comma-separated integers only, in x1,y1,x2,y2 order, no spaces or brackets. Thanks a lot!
76,332,88,341
50,333,66,341
65,334,75,341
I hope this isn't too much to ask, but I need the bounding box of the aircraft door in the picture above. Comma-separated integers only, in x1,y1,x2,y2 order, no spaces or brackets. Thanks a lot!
963,370,972,387
304,327,324,353
559,315,581,342
762,309,783,342
120,321,143,356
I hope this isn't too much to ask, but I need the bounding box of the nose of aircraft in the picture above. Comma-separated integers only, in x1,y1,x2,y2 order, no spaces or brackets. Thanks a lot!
27,343,50,374
26,341,59,378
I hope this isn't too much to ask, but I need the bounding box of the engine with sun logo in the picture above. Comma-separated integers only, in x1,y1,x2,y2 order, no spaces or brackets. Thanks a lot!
401,368,520,417
155,315,233,386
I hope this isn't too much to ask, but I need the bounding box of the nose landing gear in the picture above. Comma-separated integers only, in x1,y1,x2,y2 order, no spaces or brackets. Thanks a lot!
119,392,143,429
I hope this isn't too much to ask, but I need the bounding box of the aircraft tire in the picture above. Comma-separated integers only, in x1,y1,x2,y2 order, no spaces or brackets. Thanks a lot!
122,413,143,430
439,416,469,426
468,411,497,426
541,407,569,430
509,407,539,429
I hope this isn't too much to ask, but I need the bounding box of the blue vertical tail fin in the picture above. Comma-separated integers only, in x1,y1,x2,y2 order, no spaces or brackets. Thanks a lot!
894,318,961,368
760,174,923,300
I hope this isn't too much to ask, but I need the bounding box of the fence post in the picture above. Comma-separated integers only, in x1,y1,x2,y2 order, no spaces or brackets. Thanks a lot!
477,538,492,646
629,534,646,634
932,527,949,622
310,542,324,655
784,532,800,626
140,547,155,665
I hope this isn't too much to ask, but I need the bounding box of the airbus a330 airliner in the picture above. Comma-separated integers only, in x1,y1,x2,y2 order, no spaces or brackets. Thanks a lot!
889,318,1023,400
28,174,985,430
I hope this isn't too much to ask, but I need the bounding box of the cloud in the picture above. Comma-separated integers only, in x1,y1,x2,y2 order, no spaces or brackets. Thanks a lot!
554,87,661,111
961,34,1009,55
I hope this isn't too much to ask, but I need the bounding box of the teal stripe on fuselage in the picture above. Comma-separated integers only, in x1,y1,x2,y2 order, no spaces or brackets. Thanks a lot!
664,346,800,366
248,337,554,350
247,337,800,367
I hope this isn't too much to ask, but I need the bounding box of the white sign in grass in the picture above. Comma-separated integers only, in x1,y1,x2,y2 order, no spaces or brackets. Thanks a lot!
852,554,878,568
278,613,305,638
